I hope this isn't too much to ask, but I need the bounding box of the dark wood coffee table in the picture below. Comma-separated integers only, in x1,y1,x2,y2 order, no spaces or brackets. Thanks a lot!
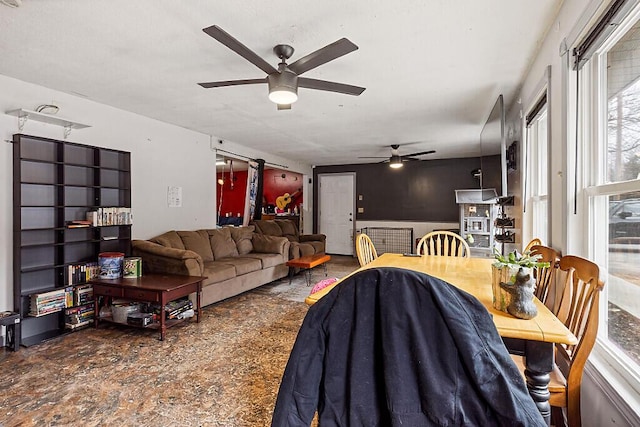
91,274,206,341
286,254,331,286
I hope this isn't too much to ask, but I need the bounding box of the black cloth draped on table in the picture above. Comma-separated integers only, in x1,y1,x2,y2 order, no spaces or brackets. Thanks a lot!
272,267,545,427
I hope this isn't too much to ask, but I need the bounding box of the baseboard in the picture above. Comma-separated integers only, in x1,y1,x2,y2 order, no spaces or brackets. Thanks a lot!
585,359,640,426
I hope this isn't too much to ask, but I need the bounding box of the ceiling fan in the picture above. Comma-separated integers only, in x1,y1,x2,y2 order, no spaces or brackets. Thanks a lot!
359,144,436,168
198,25,366,110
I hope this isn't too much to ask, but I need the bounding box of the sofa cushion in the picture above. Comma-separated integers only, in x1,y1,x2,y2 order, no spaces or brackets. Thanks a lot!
257,220,283,237
277,220,299,242
151,230,186,250
243,253,285,269
177,230,213,261
229,225,255,255
202,261,237,283
306,241,325,254
216,256,262,275
298,242,316,257
252,234,286,254
209,228,239,259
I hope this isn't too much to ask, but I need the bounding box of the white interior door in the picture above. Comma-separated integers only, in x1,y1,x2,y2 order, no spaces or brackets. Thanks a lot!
318,173,355,255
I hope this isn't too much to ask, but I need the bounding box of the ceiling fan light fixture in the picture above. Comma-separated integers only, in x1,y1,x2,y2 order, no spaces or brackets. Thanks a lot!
269,89,298,104
268,69,298,104
389,155,403,169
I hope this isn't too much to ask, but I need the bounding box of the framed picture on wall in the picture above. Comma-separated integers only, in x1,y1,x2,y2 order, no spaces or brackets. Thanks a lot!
507,141,517,173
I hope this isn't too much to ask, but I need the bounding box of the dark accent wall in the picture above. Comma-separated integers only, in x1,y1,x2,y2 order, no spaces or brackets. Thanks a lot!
313,156,502,228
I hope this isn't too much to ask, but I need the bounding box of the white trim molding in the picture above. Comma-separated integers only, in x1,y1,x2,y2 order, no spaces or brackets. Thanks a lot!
586,349,640,425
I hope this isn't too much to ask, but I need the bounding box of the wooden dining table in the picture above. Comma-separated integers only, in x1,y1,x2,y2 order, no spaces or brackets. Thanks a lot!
305,253,577,426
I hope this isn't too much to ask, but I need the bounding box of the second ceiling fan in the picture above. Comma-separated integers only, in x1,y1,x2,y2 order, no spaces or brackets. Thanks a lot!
359,144,436,168
198,25,366,110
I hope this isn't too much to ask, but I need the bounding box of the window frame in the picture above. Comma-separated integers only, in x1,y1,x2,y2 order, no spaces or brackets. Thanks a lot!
523,66,552,247
577,2,640,406
526,108,550,244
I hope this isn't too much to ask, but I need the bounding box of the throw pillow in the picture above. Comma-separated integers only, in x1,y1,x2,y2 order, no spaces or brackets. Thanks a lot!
151,230,185,250
277,220,299,241
230,225,255,255
177,230,214,261
258,220,283,237
210,228,239,259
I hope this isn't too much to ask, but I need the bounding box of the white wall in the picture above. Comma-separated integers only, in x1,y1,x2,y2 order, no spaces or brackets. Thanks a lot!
0,74,311,326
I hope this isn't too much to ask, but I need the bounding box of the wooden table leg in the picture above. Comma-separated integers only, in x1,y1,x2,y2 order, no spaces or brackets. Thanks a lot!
196,282,202,323
523,340,553,426
159,295,166,341
94,295,99,329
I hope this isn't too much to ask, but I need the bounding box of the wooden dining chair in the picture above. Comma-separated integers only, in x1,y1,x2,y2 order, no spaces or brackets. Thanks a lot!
524,237,543,253
512,255,604,427
356,233,378,266
529,244,561,307
416,231,470,258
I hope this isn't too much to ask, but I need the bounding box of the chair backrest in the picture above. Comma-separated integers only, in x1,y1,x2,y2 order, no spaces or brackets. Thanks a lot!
556,255,605,424
529,244,561,306
524,238,543,253
356,233,378,266
416,231,470,258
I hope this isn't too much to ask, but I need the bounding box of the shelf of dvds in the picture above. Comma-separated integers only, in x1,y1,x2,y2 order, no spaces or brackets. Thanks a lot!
13,134,132,347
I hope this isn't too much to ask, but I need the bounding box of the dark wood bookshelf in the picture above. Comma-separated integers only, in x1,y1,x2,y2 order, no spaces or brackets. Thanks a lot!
13,134,132,347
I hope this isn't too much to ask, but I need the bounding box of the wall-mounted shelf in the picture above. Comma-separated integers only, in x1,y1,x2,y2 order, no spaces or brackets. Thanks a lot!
6,109,91,138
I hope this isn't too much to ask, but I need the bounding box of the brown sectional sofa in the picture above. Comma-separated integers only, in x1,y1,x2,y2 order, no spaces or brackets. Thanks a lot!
251,219,326,259
131,226,290,307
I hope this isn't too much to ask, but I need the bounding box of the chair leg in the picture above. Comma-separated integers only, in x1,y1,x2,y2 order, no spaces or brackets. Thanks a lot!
551,406,566,427
566,397,582,427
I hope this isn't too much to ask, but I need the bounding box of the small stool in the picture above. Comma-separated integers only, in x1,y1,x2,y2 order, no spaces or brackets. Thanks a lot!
0,312,20,351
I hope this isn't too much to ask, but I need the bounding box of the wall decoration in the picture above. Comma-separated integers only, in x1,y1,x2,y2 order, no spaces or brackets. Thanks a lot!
507,141,518,172
244,161,260,225
167,186,182,208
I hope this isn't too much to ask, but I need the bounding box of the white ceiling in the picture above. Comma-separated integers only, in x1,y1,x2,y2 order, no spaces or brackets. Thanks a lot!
0,0,562,166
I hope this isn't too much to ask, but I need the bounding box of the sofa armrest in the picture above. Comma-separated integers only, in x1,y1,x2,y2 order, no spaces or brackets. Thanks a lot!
300,233,326,243
252,234,290,257
132,240,204,276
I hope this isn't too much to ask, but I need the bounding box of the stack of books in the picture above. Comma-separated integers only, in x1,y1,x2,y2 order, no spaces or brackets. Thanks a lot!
163,299,193,320
66,219,92,228
64,303,95,330
29,289,67,317
70,284,93,307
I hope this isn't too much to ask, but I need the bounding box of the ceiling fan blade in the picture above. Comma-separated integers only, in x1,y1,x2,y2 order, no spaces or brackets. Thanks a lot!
198,78,266,88
289,38,358,75
358,156,388,159
298,77,365,96
405,150,436,157
202,25,277,75
277,104,291,110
